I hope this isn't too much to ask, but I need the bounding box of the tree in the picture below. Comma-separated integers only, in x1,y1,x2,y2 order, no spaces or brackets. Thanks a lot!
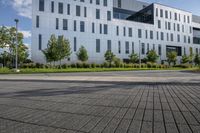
57,36,71,66
42,35,58,66
181,55,190,64
104,50,115,67
146,50,159,63
166,51,177,66
76,46,88,62
0,26,10,48
194,54,200,68
129,53,139,63
0,51,12,67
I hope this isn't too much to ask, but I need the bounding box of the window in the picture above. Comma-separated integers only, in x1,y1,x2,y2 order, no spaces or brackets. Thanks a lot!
165,21,168,30
125,41,129,54
160,9,163,17
103,0,107,6
150,31,153,39
153,44,155,50
177,34,180,42
128,28,132,37
90,0,93,4
107,40,111,51
36,16,39,28
145,30,148,39
96,0,100,5
167,33,169,41
156,8,158,17
123,27,126,36
38,34,42,50
51,1,54,13
39,0,44,11
74,37,77,52
147,43,150,52
118,41,121,54
138,29,142,38
187,16,190,23
92,23,95,33
74,20,77,31
158,20,161,28
170,33,173,41
157,31,159,40
63,19,68,30
76,6,81,16
188,36,191,44
161,32,164,40
158,45,162,56
56,18,59,30
96,39,100,53
177,24,180,32
165,10,168,18
175,13,177,20
118,0,121,8
58,2,63,14
116,26,119,36
142,43,145,55
84,7,87,17
80,21,85,32
168,22,171,30
96,9,100,19
100,24,102,34
107,11,111,21
173,23,176,31
104,24,108,34
132,42,134,53
67,4,70,15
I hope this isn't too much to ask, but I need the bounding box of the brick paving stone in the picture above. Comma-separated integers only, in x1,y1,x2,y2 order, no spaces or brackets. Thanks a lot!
0,80,200,132
154,122,166,133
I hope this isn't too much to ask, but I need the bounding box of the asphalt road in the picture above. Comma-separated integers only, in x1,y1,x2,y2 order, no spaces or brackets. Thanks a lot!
0,71,200,133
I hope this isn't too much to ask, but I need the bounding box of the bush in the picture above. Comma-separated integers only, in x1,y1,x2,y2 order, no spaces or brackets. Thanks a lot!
71,63,77,68
103,62,110,68
174,64,192,68
91,63,96,68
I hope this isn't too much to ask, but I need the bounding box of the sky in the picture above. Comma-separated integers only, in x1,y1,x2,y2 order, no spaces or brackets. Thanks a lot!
0,0,200,48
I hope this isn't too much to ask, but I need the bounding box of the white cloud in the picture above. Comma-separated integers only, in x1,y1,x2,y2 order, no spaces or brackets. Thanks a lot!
20,30,31,38
12,0,32,19
0,0,32,19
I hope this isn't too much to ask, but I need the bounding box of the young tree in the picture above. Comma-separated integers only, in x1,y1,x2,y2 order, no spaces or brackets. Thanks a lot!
42,34,58,66
181,54,190,64
129,53,139,63
57,36,71,66
146,50,159,63
76,46,88,62
104,50,115,67
166,51,177,66
194,54,200,68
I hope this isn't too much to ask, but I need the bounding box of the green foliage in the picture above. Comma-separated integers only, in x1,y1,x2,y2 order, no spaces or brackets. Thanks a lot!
114,57,123,68
104,50,115,67
194,54,200,68
167,51,177,66
0,26,29,67
57,36,71,66
146,50,159,63
42,35,71,67
76,46,88,62
181,54,190,64
129,53,139,63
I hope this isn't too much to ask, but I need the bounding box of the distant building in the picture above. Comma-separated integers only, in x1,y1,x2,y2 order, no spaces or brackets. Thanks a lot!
32,0,200,64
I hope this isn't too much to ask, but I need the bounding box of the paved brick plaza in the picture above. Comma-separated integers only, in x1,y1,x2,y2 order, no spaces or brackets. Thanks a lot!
0,80,200,133
0,71,200,133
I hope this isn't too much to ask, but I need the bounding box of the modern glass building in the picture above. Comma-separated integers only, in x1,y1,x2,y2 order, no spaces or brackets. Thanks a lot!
32,0,200,64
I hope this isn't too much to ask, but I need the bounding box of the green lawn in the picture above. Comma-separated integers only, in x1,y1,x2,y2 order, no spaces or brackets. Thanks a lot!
0,67,199,74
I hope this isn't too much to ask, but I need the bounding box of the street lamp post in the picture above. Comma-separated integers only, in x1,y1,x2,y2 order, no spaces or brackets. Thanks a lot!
139,40,141,68
14,19,20,72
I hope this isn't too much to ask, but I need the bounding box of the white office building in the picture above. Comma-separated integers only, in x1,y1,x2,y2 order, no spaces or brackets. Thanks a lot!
32,0,200,64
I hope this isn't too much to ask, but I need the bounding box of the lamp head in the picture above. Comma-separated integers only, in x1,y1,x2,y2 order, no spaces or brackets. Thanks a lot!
14,19,19,23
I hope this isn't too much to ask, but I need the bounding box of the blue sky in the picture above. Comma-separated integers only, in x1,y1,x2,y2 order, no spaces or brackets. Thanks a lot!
0,0,200,47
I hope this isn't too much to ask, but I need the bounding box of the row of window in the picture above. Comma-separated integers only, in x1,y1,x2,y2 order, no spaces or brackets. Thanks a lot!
158,20,192,33
38,34,200,56
39,0,109,16
156,8,191,24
